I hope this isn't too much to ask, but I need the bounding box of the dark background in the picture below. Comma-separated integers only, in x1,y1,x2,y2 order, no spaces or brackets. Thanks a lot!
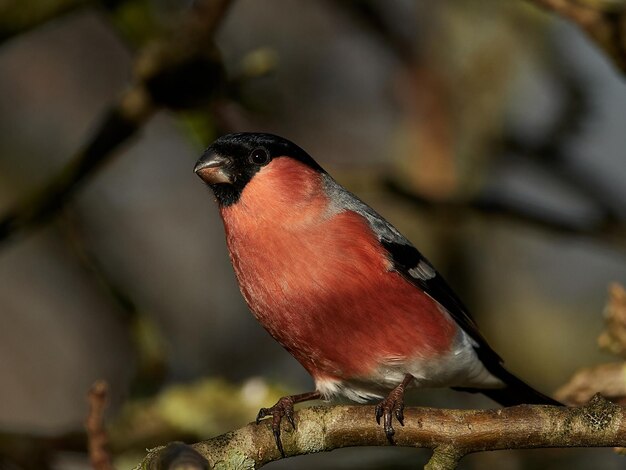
1,0,625,468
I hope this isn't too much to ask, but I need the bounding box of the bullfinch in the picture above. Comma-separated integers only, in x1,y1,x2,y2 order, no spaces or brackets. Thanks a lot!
194,132,560,456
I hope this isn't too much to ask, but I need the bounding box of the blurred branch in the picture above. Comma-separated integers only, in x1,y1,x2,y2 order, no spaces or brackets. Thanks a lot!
599,283,626,357
498,66,624,231
557,283,626,405
0,0,233,248
136,396,626,470
556,362,626,405
330,0,417,64
86,381,115,470
343,0,626,251
61,209,169,396
0,0,91,43
490,48,626,251
527,0,626,75
0,88,154,246
384,179,626,252
148,442,209,470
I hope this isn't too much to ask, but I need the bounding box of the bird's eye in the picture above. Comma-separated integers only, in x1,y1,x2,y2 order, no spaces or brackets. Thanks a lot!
249,148,270,166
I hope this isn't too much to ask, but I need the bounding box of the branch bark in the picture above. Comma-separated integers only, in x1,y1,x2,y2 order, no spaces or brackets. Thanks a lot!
135,395,626,470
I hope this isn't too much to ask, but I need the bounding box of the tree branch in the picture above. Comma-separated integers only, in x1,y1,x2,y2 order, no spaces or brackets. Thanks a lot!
0,87,154,247
0,0,233,248
383,178,626,252
135,395,626,470
425,446,462,470
86,381,114,470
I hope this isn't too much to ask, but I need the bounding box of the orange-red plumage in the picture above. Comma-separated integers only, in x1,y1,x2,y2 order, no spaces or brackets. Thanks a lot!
194,132,561,453
221,158,457,382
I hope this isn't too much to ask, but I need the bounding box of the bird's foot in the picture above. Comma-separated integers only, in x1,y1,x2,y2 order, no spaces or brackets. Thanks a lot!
375,387,405,443
255,390,321,457
256,396,296,457
375,374,413,443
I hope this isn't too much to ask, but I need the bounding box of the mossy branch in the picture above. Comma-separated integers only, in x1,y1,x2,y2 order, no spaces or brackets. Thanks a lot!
135,395,626,470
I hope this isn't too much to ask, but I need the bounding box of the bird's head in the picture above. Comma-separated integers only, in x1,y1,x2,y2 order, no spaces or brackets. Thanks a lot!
194,133,324,207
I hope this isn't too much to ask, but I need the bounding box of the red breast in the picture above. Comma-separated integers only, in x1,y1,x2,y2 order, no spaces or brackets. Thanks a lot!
220,158,458,383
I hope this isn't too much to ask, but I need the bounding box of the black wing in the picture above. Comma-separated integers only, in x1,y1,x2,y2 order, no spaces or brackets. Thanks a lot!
379,239,499,360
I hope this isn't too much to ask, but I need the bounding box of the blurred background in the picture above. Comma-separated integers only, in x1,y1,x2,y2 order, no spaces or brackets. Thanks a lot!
1,0,625,468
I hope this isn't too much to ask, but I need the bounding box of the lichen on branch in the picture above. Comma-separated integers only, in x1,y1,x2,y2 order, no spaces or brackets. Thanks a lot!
135,395,626,470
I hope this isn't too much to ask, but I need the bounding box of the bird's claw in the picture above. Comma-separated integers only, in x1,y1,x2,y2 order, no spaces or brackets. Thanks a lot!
255,407,269,424
375,402,384,425
395,405,405,426
374,387,406,444
255,396,296,457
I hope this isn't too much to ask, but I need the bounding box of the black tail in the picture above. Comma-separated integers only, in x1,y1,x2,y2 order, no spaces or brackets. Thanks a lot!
455,366,563,407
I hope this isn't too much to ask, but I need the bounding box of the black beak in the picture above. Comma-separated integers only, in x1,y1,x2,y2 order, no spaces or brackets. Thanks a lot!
194,153,232,184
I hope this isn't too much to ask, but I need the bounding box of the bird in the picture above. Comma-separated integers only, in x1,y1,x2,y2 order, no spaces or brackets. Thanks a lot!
194,132,561,456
